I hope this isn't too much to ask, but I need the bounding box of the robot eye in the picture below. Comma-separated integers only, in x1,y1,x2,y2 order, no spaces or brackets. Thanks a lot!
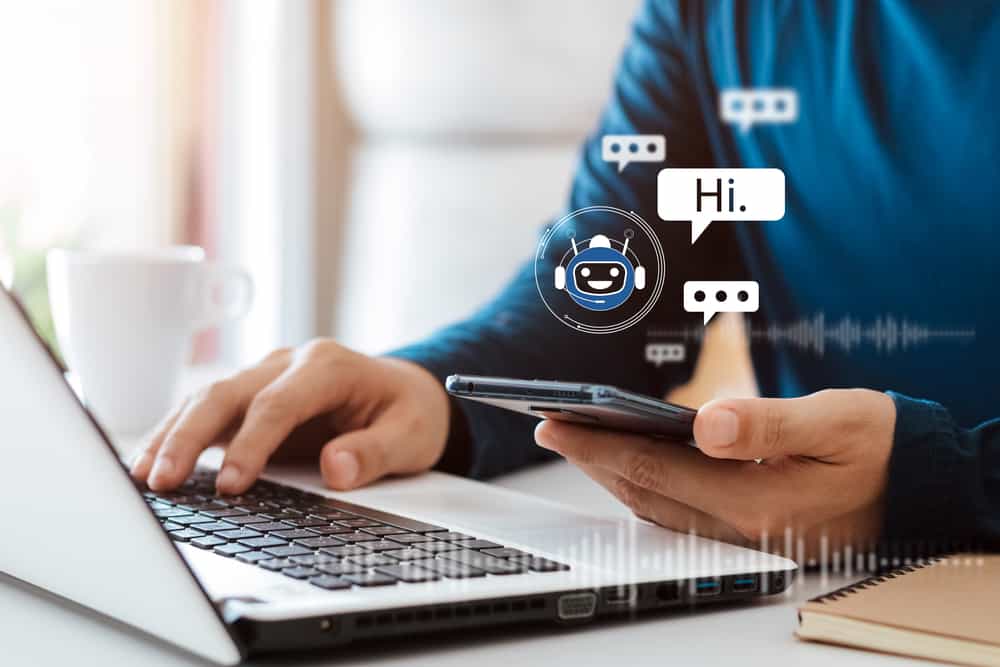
580,267,591,277
610,267,620,277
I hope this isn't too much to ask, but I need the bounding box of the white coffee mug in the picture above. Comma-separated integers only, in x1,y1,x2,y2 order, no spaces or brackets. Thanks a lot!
46,246,253,435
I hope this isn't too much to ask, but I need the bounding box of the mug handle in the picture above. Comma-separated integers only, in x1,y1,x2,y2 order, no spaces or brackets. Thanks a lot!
195,263,254,329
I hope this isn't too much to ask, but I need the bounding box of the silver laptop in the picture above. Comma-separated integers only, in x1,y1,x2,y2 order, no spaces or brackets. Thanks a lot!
0,286,796,664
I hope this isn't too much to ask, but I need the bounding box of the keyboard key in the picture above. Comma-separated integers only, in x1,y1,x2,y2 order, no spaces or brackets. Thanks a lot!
374,563,441,583
360,540,404,552
334,518,382,528
312,511,355,521
316,562,367,577
386,533,436,545
238,536,287,549
201,508,250,518
309,575,352,590
294,536,346,549
168,514,216,526
415,559,486,579
347,554,397,568
192,521,239,533
216,528,263,541
431,532,473,541
258,558,295,572
481,547,529,559
319,545,368,558
149,501,174,512
214,543,251,557
335,532,379,543
508,556,570,572
383,548,434,561
169,528,206,542
360,525,408,536
306,525,354,536
289,554,339,567
281,566,320,580
453,539,503,550
191,535,228,549
270,529,316,541
219,514,269,525
341,572,398,587
263,545,312,558
248,522,295,533
162,521,184,532
279,517,329,528
235,551,272,565
440,550,527,574
154,508,192,519
414,541,461,554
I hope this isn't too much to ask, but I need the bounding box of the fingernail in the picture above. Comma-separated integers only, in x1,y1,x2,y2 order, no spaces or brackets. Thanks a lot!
533,422,558,450
148,457,175,489
701,408,740,447
328,451,360,488
215,465,242,494
130,450,152,475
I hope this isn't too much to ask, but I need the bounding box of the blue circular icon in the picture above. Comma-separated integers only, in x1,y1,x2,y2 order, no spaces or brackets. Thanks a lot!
564,241,635,311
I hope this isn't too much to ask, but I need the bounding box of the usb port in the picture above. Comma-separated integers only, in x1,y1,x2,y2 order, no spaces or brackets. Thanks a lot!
731,576,758,593
602,586,637,607
694,578,721,596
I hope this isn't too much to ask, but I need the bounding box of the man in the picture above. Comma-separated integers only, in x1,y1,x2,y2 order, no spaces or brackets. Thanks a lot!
131,1,1000,559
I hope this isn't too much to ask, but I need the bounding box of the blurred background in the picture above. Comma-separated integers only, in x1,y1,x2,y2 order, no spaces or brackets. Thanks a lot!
0,0,640,366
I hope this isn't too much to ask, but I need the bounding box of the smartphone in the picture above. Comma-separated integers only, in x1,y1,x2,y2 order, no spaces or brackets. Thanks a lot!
445,374,695,441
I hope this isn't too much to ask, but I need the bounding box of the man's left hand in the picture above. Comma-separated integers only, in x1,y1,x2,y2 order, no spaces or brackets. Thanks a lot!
534,389,896,559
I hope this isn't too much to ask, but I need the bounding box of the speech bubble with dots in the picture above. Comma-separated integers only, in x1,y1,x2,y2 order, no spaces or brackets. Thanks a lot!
684,281,759,325
602,134,666,172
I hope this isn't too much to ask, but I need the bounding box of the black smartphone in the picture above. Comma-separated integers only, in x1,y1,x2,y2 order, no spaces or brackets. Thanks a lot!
445,374,695,441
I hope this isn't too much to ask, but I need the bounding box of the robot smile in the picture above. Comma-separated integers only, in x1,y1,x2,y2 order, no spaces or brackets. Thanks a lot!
586,280,613,290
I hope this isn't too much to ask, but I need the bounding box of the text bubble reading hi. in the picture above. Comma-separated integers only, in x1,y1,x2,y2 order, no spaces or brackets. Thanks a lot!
645,342,686,366
720,88,798,133
602,134,666,172
684,281,759,325
658,168,785,243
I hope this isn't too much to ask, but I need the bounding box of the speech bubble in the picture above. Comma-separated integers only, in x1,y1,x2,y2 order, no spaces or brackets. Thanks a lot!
720,88,798,133
684,281,759,325
602,134,666,172
657,167,785,243
645,342,686,366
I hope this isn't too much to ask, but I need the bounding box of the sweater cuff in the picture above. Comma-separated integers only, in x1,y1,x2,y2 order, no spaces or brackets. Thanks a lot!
882,391,963,549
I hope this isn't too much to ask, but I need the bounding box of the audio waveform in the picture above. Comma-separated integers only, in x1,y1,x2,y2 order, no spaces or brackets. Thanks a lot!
648,313,976,357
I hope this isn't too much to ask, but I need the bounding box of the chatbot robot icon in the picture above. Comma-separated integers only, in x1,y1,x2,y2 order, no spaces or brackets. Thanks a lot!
553,234,646,311
535,205,665,335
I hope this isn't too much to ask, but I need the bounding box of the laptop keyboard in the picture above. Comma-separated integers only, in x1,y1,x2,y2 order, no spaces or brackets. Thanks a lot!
141,469,569,591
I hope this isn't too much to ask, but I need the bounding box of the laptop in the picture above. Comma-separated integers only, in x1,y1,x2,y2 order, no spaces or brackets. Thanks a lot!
0,285,797,664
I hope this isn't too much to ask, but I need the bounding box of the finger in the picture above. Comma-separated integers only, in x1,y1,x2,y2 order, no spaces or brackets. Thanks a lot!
216,355,360,494
318,422,404,490
574,463,747,543
535,419,772,525
694,390,887,462
130,398,188,482
148,352,291,491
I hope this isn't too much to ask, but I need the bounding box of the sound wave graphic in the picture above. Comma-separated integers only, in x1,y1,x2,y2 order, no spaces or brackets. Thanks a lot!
648,313,976,357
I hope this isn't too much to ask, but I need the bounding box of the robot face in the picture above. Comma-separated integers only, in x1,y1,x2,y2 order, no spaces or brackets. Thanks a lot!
572,261,627,296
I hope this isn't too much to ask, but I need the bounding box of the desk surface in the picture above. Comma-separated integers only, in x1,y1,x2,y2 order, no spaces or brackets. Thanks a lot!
2,368,916,666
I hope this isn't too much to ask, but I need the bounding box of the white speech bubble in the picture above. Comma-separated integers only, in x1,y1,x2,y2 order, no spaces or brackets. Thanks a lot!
602,134,666,172
645,342,686,366
657,168,785,243
684,281,759,325
720,88,798,133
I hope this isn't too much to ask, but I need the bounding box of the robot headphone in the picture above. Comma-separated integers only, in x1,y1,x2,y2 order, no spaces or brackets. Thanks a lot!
554,233,646,292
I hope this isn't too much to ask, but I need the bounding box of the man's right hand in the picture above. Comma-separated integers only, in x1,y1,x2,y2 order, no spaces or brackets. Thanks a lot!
129,341,451,496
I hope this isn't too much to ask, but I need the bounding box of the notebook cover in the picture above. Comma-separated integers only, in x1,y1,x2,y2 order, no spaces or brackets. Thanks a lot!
799,554,1000,647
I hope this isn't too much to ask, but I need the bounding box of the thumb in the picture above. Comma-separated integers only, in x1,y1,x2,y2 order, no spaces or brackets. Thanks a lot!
694,394,834,461
319,425,398,491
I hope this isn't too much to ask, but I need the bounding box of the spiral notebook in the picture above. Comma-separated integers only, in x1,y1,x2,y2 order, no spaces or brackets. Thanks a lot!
797,554,1000,667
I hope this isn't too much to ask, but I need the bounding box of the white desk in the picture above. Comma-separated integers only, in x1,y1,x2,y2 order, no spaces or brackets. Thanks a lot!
0,368,917,666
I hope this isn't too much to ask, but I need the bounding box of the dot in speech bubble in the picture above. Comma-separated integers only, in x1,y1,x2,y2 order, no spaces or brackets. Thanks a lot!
684,281,759,325
601,134,666,172
720,88,798,133
657,168,785,244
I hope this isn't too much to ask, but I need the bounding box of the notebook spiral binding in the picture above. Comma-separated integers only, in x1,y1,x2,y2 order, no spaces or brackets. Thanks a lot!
809,556,947,604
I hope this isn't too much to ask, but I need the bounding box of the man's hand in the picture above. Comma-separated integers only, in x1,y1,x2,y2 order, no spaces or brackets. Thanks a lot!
130,341,450,495
535,389,896,557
